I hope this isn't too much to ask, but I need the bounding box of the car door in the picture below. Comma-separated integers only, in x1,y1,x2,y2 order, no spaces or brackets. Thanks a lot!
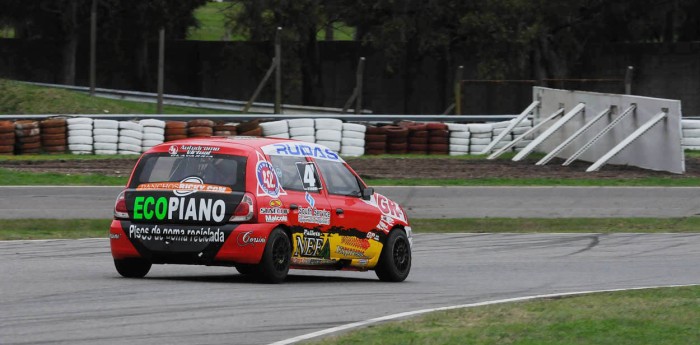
267,154,334,264
314,158,385,266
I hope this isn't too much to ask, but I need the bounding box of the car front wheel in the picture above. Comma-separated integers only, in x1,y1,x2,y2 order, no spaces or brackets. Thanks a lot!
375,229,411,282
114,258,151,278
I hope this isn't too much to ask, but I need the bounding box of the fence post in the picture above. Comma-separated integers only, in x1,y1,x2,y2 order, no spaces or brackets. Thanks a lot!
624,66,634,95
274,27,282,114
355,57,365,114
157,27,165,114
454,65,463,115
89,0,97,96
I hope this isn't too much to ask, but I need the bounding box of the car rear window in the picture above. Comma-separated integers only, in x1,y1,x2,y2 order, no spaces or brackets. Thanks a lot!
129,153,247,191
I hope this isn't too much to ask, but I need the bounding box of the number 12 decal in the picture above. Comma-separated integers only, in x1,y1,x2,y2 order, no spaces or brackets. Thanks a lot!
296,162,321,192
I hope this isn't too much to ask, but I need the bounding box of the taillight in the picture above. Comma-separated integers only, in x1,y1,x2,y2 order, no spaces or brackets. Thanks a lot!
114,190,129,219
229,192,255,222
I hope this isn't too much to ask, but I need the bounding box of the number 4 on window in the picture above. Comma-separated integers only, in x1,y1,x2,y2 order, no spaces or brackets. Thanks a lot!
296,162,320,192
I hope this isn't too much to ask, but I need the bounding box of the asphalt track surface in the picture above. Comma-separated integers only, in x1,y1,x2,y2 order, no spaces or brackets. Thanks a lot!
2,233,700,344
2,186,700,219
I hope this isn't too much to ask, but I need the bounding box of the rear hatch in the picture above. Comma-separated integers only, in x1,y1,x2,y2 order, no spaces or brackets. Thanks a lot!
119,152,247,263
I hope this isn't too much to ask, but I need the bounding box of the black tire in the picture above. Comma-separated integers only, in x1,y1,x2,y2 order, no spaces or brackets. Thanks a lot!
235,264,258,276
257,228,291,283
114,258,151,278
375,229,411,282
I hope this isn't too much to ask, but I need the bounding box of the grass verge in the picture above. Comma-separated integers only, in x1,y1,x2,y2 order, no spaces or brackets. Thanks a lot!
0,79,229,114
2,217,699,241
0,168,127,185
310,285,700,345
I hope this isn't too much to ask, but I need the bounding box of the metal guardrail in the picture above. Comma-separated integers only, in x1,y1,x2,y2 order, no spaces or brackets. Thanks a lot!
0,113,520,122
23,81,374,115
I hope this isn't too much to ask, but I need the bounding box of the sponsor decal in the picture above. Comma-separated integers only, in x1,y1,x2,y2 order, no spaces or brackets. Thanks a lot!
256,160,281,197
128,224,225,243
305,192,315,208
168,145,221,157
297,207,330,225
294,229,330,258
109,233,121,240
236,231,266,246
341,236,371,250
335,245,366,258
265,215,288,222
261,143,343,162
291,257,336,266
366,231,380,241
269,199,283,208
132,195,226,222
136,181,231,195
362,193,407,232
260,206,289,223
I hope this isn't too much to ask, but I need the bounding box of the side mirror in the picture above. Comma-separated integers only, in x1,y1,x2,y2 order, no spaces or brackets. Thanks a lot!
361,187,374,201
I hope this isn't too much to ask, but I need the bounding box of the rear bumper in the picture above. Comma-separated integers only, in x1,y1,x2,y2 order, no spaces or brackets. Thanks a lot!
109,220,276,265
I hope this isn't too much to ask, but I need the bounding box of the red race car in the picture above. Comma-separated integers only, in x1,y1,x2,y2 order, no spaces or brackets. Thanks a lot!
110,137,412,283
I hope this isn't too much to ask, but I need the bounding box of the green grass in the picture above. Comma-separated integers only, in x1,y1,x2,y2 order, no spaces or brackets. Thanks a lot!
0,79,228,115
0,219,110,240
0,168,127,185
0,154,136,161
2,217,699,241
365,176,700,186
409,217,700,233
310,286,700,345
188,2,237,41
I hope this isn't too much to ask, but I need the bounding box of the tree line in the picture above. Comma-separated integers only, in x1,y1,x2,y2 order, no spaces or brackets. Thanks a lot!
1,0,698,106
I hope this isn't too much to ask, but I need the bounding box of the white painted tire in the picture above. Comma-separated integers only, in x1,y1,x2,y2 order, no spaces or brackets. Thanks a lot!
314,118,343,131
119,136,142,146
490,121,511,129
449,151,468,156
291,136,315,143
68,123,93,131
446,123,469,132
287,118,315,128
316,140,341,152
471,132,492,139
340,146,365,157
467,123,493,134
342,123,366,133
93,120,119,129
470,144,488,154
68,129,93,137
93,128,118,136
143,133,165,141
341,138,365,147
94,150,118,155
139,119,166,128
512,127,532,135
266,133,290,139
450,144,469,152
118,150,141,155
289,127,315,137
119,121,143,131
682,129,700,137
94,143,118,150
449,137,470,146
118,142,142,152
70,151,93,155
342,130,365,139
120,129,143,140
682,137,700,146
143,127,165,136
260,120,289,136
93,135,118,143
142,139,163,147
66,117,93,125
68,144,93,152
515,140,533,148
681,120,700,129
316,129,342,141
68,136,93,145
450,131,471,139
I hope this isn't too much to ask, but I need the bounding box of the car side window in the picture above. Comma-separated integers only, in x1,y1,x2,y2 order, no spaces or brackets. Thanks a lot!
269,155,313,192
315,159,362,197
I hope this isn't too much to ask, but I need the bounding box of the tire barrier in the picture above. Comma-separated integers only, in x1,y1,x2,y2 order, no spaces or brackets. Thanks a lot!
66,117,93,154
3,116,700,157
0,120,15,155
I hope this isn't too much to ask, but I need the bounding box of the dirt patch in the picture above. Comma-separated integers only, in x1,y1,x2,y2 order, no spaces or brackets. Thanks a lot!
0,156,698,180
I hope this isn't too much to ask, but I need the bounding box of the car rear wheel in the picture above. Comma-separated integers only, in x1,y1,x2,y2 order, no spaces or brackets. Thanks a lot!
114,258,151,278
257,228,291,283
375,230,411,282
